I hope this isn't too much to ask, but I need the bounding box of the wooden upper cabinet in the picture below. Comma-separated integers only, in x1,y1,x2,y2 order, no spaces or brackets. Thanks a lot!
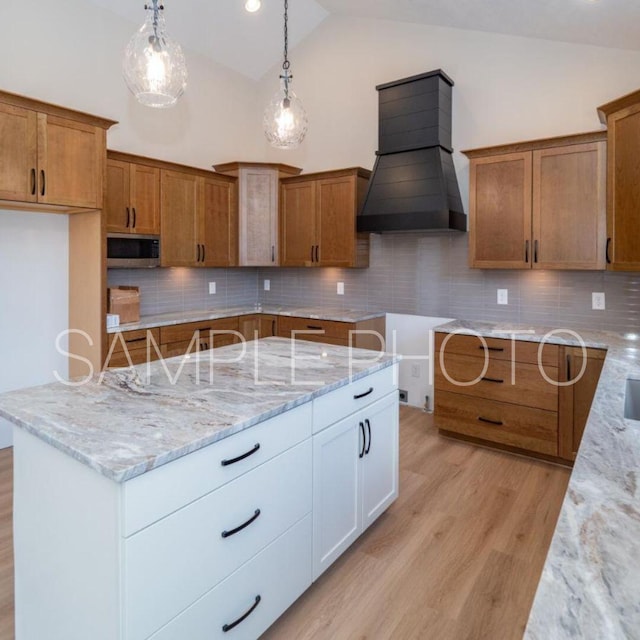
280,168,371,268
464,131,607,270
469,152,532,269
0,91,115,212
160,167,238,268
598,91,640,270
213,162,301,266
106,154,160,234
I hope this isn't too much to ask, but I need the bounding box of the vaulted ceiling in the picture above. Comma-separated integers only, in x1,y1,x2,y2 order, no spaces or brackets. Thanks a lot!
86,0,640,80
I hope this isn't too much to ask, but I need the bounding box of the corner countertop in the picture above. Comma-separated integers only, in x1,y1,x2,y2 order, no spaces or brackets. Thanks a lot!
106,305,386,333
434,320,640,639
0,338,397,484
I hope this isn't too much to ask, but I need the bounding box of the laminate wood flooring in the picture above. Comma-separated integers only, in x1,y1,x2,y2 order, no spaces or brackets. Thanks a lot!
0,407,570,640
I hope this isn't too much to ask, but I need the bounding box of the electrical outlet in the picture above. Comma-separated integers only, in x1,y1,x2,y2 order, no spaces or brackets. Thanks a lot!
497,289,508,305
337,282,345,295
592,292,605,310
411,364,421,378
264,279,271,291
208,282,216,295
399,389,408,403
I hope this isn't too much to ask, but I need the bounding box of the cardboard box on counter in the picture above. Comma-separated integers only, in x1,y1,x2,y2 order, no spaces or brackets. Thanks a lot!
107,286,140,324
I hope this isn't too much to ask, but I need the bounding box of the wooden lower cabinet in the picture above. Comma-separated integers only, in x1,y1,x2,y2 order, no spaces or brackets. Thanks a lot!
238,314,278,342
104,328,161,369
434,331,605,463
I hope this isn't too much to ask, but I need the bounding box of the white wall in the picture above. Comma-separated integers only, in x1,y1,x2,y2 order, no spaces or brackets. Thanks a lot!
0,212,69,448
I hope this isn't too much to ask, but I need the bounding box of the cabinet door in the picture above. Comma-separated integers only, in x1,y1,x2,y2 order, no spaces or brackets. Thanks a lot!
240,168,279,266
469,152,532,269
533,143,606,270
607,106,640,270
160,170,199,267
200,177,237,267
312,415,362,580
316,175,356,267
37,114,102,208
259,315,278,339
361,393,399,530
105,159,131,233
559,347,605,461
130,164,160,235
280,180,317,266
0,103,37,202
239,315,260,342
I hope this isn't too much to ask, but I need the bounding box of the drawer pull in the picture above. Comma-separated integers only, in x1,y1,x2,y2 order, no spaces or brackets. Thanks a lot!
359,422,365,458
307,325,323,330
221,509,261,538
125,336,147,344
221,443,261,467
30,168,36,195
478,416,504,426
354,387,374,400
222,595,261,633
481,377,504,384
364,419,371,454
480,346,504,352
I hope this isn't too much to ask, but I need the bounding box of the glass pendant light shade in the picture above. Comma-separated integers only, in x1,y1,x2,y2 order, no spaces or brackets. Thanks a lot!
123,2,188,109
263,77,309,149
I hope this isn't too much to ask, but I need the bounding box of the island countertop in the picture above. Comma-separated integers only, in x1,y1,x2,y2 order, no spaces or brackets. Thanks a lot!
434,320,640,639
0,338,397,484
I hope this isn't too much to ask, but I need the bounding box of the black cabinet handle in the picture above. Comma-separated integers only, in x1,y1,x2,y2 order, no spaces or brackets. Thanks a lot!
365,419,371,454
606,237,612,264
222,595,261,633
126,207,130,228
132,207,137,228
202,244,206,263
315,245,319,263
534,239,539,263
354,387,374,400
30,168,36,196
221,508,261,538
310,245,314,263
567,354,572,381
196,244,201,263
125,337,147,344
359,422,365,458
221,443,261,467
40,170,45,196
481,377,504,384
479,346,504,352
271,320,276,336
271,245,275,262
478,416,504,426
307,325,323,330
525,239,529,263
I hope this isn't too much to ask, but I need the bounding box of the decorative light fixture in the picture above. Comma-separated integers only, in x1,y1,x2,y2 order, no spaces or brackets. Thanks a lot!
123,1,188,109
245,0,262,13
263,0,308,149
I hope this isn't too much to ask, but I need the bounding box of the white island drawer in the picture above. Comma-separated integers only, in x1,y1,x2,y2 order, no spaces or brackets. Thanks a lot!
122,402,312,536
148,515,312,640
124,439,312,640
312,364,397,433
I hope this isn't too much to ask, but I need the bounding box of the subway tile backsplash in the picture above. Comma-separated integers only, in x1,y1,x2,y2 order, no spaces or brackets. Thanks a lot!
109,233,640,333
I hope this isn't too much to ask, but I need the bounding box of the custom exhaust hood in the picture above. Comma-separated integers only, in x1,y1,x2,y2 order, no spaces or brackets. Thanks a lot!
358,70,466,233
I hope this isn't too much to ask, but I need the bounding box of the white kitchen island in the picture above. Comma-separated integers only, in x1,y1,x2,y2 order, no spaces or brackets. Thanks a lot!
0,338,398,640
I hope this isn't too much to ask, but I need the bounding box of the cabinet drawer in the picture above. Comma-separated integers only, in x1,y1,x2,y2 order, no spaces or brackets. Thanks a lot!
278,316,351,340
105,346,160,368
313,364,398,434
435,332,558,367
435,390,558,456
159,317,239,344
107,328,160,355
123,402,312,536
125,439,312,640
147,514,312,640
161,334,237,359
435,352,558,411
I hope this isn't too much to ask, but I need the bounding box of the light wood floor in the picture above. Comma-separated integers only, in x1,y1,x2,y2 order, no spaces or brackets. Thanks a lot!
0,408,570,640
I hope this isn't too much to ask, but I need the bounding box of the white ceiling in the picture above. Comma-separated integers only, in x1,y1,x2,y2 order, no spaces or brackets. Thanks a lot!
86,0,640,80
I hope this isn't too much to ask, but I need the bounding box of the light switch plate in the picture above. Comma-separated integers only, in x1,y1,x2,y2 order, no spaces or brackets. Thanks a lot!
208,282,216,295
497,289,508,305
337,282,345,295
592,292,605,310
264,279,271,291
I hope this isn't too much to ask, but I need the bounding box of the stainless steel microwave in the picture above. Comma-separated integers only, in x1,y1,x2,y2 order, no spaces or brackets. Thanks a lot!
107,234,160,268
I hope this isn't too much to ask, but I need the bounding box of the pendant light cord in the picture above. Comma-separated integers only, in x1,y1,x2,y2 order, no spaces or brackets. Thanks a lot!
281,0,291,99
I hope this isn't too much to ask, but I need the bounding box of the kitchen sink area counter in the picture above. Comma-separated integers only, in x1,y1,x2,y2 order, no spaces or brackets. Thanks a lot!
434,319,640,639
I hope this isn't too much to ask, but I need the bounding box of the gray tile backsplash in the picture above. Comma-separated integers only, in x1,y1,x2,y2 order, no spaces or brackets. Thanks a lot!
110,234,640,333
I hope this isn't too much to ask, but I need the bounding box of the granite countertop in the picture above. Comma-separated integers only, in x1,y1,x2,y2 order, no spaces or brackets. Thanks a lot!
107,305,386,333
0,338,396,484
434,320,640,639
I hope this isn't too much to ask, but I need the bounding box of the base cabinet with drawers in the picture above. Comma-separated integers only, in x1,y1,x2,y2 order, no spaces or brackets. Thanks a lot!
12,363,398,640
434,331,604,463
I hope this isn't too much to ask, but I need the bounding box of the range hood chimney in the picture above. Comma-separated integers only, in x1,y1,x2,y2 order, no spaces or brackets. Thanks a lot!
358,70,466,233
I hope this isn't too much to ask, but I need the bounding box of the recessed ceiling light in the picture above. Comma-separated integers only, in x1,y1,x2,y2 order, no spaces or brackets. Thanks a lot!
245,0,262,12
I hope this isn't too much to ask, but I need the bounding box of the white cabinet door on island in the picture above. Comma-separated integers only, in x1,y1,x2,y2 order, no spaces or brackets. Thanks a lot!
0,339,399,640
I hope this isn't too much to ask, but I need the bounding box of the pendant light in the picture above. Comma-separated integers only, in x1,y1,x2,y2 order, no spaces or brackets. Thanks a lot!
263,0,308,149
123,1,188,109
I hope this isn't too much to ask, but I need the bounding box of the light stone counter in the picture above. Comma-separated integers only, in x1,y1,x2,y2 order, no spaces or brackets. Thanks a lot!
107,305,386,333
0,338,396,483
434,320,640,639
